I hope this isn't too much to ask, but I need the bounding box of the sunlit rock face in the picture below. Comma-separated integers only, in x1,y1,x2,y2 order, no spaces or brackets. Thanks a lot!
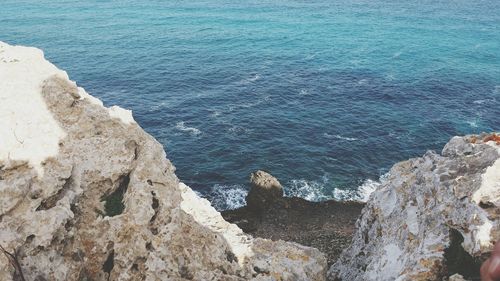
328,134,500,281
0,42,327,281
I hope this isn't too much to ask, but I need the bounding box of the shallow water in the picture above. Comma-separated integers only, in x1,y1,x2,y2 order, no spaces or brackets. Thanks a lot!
2,0,499,209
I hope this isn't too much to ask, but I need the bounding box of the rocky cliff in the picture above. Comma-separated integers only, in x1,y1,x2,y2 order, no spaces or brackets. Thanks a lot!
0,42,327,281
328,134,500,280
1,41,498,281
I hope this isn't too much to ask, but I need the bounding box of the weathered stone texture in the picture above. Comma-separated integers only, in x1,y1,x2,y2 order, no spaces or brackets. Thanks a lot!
328,134,500,281
0,42,326,281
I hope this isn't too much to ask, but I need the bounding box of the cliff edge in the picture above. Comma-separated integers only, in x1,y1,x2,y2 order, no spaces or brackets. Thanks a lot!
328,134,500,280
1,41,498,281
0,42,326,281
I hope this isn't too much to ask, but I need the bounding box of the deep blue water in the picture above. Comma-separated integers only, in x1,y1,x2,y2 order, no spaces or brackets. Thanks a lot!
2,0,499,209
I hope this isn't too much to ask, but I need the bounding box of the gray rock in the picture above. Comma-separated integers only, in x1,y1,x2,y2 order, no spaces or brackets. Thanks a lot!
246,170,284,211
0,42,327,281
328,134,500,280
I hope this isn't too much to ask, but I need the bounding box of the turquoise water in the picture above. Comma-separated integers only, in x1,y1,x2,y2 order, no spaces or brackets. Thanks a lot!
2,0,499,209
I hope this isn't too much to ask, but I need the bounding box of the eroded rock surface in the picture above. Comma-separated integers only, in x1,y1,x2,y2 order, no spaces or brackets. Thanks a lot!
328,134,500,281
0,42,326,281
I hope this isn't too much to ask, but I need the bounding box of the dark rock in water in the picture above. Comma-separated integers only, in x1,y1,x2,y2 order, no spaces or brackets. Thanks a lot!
225,177,365,266
246,170,284,211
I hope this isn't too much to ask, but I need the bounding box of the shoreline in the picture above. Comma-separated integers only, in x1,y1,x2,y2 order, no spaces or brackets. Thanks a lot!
222,196,364,267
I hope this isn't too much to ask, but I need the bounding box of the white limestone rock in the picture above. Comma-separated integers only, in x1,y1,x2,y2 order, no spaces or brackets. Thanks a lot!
328,134,500,280
0,41,326,281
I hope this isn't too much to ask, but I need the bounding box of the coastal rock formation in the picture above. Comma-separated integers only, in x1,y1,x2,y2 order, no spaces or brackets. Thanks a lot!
246,170,284,211
328,134,500,280
223,196,364,267
0,42,327,281
224,171,364,267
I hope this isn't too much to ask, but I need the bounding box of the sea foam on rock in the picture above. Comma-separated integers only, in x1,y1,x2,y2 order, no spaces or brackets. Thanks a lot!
328,134,500,280
0,41,327,281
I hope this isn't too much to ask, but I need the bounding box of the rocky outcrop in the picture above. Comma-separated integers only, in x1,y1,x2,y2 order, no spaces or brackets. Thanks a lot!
246,171,284,211
224,171,364,267
0,42,327,281
328,134,500,280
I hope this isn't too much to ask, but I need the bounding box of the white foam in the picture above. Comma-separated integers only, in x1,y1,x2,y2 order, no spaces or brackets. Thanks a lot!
148,101,167,112
248,74,260,82
466,120,479,128
356,178,381,202
331,179,380,202
392,51,402,59
237,73,260,84
299,89,310,96
228,125,252,134
386,73,396,81
210,110,221,118
208,184,248,211
323,133,358,141
305,53,316,60
286,177,381,203
286,179,330,201
175,121,201,136
357,79,368,85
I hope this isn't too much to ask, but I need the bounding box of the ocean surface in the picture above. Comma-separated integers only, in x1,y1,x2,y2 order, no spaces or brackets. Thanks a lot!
2,0,499,210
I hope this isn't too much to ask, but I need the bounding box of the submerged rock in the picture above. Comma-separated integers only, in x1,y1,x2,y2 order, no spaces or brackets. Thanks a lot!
0,42,327,281
328,134,500,280
246,170,284,211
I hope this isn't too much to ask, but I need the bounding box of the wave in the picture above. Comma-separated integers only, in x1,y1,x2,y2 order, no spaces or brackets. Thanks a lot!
392,51,402,59
299,89,310,96
323,133,358,141
285,176,383,203
466,120,479,128
332,179,380,202
285,179,331,201
237,73,260,85
473,98,496,105
148,101,167,112
210,110,222,118
175,121,201,136
208,184,248,211
228,125,252,134
357,79,368,85
305,53,316,60
207,176,384,210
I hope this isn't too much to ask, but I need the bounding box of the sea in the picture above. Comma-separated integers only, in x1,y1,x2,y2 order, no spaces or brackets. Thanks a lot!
1,0,499,210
